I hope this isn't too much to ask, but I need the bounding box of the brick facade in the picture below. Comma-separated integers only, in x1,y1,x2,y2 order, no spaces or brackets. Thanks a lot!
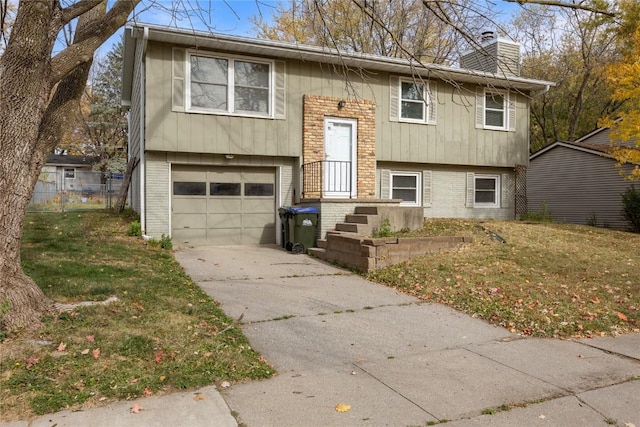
302,95,376,199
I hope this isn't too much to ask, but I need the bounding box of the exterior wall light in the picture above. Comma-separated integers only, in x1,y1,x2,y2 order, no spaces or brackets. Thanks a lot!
337,100,346,109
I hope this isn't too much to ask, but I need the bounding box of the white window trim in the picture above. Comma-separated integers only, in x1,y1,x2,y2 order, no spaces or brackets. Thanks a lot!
390,171,422,206
399,78,431,124
185,50,274,118
483,89,508,131
474,174,500,208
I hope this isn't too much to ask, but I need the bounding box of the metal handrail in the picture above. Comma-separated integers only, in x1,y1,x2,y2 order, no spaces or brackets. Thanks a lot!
301,160,352,198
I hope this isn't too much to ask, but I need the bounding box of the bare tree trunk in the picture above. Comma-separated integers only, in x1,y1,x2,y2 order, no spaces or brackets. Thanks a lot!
0,0,138,333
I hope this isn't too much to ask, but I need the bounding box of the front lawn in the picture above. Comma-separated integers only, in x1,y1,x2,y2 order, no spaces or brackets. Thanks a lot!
0,211,273,421
369,219,640,338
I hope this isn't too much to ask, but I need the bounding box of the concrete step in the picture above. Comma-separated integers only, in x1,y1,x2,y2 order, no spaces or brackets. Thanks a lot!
317,239,327,249
336,222,371,234
345,214,372,224
354,206,379,215
307,247,326,259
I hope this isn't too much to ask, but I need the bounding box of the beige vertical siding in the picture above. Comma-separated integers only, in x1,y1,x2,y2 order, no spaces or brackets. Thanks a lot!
127,38,145,214
528,146,634,230
143,41,529,169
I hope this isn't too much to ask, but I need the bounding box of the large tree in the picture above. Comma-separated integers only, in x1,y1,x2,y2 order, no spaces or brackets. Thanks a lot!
253,0,487,64
510,4,622,151
0,0,139,332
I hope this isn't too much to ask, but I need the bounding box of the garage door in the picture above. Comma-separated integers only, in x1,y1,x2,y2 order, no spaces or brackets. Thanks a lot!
172,166,276,246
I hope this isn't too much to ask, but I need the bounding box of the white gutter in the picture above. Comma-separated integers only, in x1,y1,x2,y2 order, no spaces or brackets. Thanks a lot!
140,26,149,237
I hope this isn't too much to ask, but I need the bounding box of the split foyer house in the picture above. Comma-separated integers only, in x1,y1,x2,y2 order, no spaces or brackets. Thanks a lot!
121,23,553,247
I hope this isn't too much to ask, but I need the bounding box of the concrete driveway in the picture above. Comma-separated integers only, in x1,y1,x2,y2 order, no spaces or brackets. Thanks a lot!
175,245,640,427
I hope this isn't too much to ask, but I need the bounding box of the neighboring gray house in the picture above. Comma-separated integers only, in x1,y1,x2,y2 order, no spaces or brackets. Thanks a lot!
41,154,101,192
528,127,638,230
121,23,553,247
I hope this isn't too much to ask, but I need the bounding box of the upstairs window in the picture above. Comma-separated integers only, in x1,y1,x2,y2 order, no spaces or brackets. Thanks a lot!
389,76,436,124
476,88,515,131
188,53,272,117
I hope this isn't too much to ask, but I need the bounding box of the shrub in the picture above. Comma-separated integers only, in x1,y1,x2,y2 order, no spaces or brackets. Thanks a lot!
621,185,640,233
520,201,553,222
128,220,141,237
373,218,394,237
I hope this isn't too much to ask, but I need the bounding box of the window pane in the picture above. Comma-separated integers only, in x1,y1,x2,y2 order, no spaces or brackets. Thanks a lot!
245,183,274,196
401,101,424,120
191,56,227,84
401,82,424,101
210,183,241,196
485,110,504,127
393,175,417,188
392,188,417,202
475,190,496,204
235,61,269,87
476,178,496,190
173,182,206,196
191,83,227,109
235,87,269,113
485,93,504,110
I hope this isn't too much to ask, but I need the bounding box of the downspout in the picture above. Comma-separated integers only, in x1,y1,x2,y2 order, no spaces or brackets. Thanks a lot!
140,26,149,238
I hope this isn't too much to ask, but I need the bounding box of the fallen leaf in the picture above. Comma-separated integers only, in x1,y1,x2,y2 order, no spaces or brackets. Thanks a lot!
590,297,600,304
335,403,351,413
159,375,166,382
538,414,546,419
92,348,101,359
154,351,165,363
81,349,90,355
220,381,231,388
624,422,636,427
57,342,67,352
26,356,39,368
143,387,153,396
203,352,213,358
194,393,205,401
130,404,143,414
132,302,145,312
618,312,628,321
130,378,139,384
86,335,95,342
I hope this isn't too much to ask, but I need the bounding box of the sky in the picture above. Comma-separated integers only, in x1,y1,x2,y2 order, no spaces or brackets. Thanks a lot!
96,0,521,57
96,0,279,57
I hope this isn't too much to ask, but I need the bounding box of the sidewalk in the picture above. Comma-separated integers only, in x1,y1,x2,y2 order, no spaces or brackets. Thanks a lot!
5,245,639,427
180,245,640,427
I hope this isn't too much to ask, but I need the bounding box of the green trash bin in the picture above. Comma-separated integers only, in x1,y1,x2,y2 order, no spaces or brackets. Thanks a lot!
287,206,319,254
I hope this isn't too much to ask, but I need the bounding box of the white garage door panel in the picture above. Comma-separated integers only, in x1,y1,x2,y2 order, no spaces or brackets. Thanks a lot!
172,198,207,214
172,166,276,246
208,213,242,228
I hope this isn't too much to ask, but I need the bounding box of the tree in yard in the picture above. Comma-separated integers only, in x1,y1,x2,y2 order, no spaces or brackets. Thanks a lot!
86,38,128,174
253,0,487,64
0,0,139,332
602,27,640,179
510,4,622,152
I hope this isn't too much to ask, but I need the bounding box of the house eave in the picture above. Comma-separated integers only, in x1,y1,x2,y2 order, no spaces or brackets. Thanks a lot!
125,22,555,93
530,141,612,161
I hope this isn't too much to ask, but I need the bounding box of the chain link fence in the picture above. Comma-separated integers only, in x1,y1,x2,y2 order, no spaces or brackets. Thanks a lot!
28,170,124,212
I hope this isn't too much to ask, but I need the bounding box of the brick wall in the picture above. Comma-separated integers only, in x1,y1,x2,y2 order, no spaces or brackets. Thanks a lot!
302,95,376,198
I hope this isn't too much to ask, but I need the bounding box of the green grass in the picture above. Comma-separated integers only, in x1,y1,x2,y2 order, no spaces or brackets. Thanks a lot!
0,212,273,421
368,219,640,339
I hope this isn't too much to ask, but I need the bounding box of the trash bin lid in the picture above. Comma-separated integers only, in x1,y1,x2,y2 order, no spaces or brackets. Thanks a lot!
289,206,319,214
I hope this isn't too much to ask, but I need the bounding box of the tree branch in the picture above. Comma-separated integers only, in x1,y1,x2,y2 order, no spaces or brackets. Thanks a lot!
50,0,139,85
60,0,103,25
502,0,615,17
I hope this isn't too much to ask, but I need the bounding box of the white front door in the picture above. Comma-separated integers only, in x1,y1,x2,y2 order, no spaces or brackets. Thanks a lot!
324,118,357,198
